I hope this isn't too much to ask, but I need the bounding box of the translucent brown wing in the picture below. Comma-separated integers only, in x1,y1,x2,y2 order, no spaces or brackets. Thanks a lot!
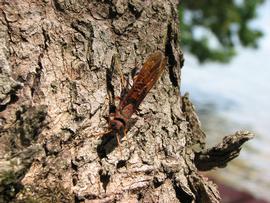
120,51,167,112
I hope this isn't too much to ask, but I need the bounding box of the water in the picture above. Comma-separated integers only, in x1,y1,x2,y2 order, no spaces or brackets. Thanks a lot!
181,1,270,201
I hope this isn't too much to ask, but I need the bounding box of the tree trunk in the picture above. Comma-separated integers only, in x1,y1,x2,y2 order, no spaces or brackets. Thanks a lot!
0,1,253,202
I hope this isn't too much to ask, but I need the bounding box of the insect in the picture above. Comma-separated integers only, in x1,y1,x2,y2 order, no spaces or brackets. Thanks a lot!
108,51,167,145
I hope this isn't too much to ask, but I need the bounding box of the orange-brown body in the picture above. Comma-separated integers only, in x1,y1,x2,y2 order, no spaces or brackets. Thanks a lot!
109,51,167,138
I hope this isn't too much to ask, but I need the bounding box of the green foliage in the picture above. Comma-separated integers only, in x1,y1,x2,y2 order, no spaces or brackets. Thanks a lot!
180,0,264,63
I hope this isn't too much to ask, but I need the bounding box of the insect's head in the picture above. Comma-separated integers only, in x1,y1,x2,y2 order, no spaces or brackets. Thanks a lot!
110,119,125,131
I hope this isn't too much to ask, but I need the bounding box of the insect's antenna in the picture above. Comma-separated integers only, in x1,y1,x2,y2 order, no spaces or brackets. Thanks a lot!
106,58,116,108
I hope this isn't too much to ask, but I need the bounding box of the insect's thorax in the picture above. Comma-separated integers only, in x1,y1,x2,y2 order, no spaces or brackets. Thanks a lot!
109,103,136,132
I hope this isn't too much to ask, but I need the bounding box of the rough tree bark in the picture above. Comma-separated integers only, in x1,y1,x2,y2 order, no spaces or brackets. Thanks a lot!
0,1,253,202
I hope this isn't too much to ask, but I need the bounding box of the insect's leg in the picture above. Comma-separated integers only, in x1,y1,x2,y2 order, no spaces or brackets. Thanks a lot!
92,129,112,137
115,96,121,102
116,132,123,155
124,129,127,138
116,132,121,146
130,57,140,85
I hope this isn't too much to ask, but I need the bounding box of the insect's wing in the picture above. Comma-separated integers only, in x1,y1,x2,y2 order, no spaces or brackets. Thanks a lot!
120,51,167,113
